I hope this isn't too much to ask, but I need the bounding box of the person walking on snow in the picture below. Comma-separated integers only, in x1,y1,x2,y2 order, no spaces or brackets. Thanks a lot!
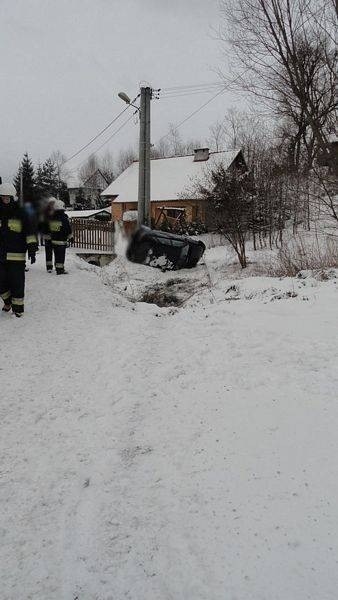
40,197,55,272
0,183,38,317
23,200,39,272
46,198,73,274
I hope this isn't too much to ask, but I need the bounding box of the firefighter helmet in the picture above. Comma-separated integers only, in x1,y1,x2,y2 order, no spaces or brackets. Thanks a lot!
46,196,57,205
0,183,17,198
53,198,66,211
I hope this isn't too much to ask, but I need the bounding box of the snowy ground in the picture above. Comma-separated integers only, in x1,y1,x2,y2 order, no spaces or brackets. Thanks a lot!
1,246,338,600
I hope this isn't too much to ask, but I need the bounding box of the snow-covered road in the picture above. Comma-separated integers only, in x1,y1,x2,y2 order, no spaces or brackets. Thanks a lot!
1,253,338,600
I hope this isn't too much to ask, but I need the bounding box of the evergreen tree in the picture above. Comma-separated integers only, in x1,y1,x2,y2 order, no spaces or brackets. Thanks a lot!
41,158,59,196
59,181,70,206
74,188,90,210
14,153,36,205
34,157,63,202
35,164,44,201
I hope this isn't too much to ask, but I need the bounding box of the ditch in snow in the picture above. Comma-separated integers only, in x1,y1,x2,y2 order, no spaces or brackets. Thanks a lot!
139,278,200,307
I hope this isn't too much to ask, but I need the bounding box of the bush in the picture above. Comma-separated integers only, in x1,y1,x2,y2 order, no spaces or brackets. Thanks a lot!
271,234,338,277
182,221,208,236
158,220,207,236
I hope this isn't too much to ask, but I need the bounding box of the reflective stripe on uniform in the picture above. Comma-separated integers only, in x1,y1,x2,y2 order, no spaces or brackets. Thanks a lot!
26,235,37,244
6,252,26,261
1,290,11,301
49,220,62,232
11,297,24,305
44,235,51,241
8,219,22,233
55,263,64,268
52,240,67,246
46,261,53,267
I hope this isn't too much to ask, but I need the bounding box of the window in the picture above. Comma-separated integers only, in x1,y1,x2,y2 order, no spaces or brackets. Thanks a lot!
165,208,185,219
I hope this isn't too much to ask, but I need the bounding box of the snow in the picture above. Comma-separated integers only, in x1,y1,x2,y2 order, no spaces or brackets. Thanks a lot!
122,210,138,222
101,149,241,202
1,246,338,600
66,208,111,219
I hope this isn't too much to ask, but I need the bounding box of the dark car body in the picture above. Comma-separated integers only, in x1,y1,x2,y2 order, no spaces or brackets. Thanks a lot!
126,226,206,270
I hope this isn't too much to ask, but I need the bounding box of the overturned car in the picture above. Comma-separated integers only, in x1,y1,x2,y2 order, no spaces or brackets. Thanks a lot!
126,226,206,271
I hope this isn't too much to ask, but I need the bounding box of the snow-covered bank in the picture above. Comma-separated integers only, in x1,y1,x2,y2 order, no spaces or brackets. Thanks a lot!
99,242,337,309
1,251,338,600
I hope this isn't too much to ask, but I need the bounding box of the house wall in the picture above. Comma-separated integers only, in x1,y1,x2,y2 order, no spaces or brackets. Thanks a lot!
111,199,205,224
112,201,137,221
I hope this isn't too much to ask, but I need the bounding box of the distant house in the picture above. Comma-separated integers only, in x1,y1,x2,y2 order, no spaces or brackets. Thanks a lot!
65,208,111,220
67,169,110,209
101,148,247,226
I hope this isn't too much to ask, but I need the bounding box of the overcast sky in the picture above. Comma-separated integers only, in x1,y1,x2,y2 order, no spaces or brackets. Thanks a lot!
0,0,240,180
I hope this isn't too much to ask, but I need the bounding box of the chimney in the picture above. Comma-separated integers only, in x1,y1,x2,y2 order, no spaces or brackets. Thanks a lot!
193,148,210,162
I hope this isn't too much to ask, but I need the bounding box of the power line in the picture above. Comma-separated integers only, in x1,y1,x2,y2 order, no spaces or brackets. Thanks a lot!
62,85,222,169
162,82,223,92
161,86,224,96
162,70,251,96
63,107,128,165
161,88,225,100
75,112,136,169
63,95,140,166
157,88,226,145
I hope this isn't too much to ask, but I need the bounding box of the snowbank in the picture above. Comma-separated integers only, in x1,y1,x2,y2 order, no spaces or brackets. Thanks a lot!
1,248,338,600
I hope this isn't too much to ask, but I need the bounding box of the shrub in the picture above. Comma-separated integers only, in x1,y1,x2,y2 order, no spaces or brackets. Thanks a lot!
158,219,207,236
271,234,338,277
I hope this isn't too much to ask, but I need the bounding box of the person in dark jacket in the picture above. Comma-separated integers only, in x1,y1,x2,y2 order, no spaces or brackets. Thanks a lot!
23,200,39,273
47,198,73,274
0,183,38,316
40,197,56,272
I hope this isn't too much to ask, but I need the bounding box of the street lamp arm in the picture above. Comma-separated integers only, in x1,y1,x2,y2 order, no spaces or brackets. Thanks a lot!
118,92,140,111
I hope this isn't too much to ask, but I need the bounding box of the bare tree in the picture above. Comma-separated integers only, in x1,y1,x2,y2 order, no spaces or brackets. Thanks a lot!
223,109,271,168
116,146,137,176
219,0,337,166
79,154,99,185
153,124,203,158
184,138,204,155
99,150,115,184
151,138,171,158
207,120,226,152
221,108,317,245
166,123,185,155
48,150,71,204
195,164,254,268
50,149,70,184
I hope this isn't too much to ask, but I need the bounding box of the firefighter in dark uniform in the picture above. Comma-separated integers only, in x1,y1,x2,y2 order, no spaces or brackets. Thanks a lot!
40,197,56,272
47,198,73,274
0,183,38,316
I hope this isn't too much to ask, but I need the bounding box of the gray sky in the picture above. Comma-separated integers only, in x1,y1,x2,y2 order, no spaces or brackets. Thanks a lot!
0,0,239,180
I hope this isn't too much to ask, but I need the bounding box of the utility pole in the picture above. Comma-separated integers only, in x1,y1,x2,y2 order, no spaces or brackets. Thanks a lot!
138,86,152,227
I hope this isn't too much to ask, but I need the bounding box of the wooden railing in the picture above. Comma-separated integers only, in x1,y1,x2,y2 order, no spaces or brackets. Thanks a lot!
70,218,114,251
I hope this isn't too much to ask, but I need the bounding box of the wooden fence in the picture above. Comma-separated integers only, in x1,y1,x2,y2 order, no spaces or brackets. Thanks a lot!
70,218,114,251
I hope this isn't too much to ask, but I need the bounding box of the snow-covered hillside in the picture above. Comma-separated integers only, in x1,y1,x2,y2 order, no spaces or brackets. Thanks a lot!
1,249,338,600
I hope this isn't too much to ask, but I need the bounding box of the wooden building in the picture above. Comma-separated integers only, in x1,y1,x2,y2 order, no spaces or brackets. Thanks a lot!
101,148,247,227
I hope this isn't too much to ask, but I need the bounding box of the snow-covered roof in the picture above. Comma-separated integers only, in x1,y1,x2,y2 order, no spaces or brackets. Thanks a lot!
101,150,242,203
66,208,111,219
